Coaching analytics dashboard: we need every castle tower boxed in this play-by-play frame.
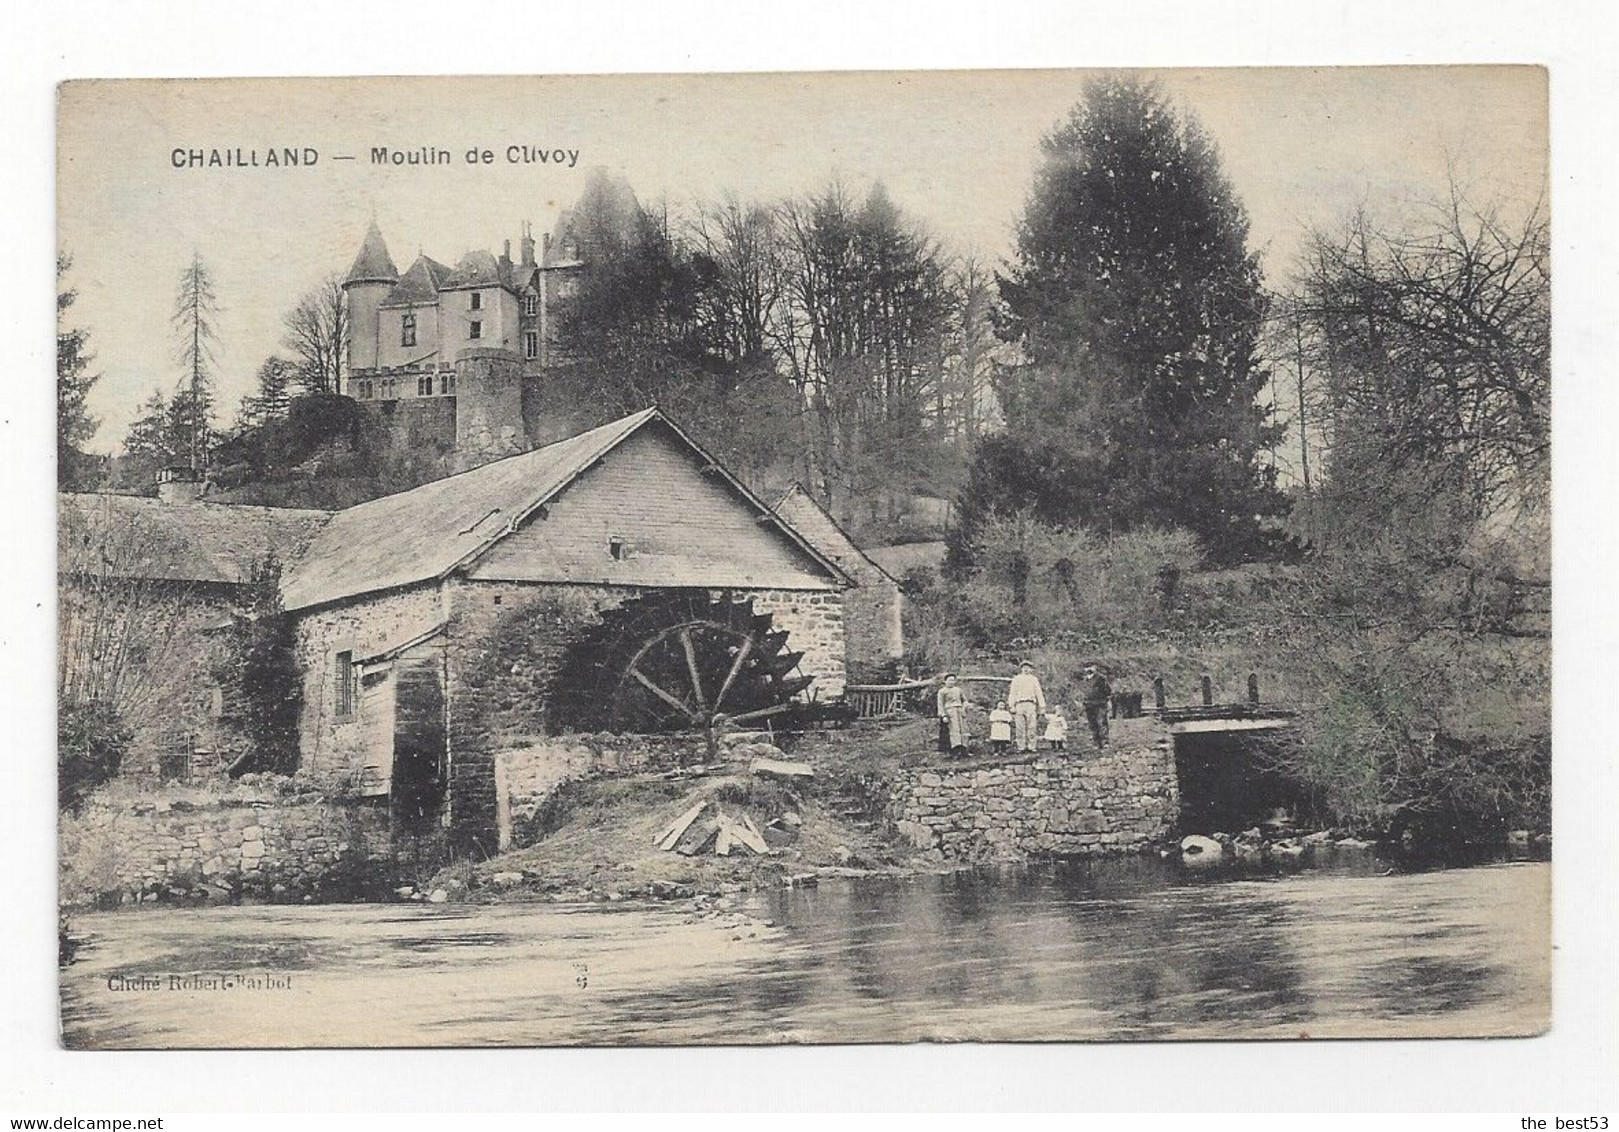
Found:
[341,220,399,377]
[452,347,526,472]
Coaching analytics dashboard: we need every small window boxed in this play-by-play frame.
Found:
[444,372,457,395]
[469,320,482,340]
[357,378,372,400]
[401,312,417,347]
[608,537,626,561]
[470,291,482,311]
[335,650,356,720]
[159,734,195,781]
[417,374,433,396]
[523,293,538,316]
[524,330,539,360]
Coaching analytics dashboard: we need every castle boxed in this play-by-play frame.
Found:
[340,218,583,471]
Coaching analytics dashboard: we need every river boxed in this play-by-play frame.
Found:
[59,856,1549,1047]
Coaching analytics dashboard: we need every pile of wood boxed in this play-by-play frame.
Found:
[653,799,774,857]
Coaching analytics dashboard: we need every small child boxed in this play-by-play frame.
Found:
[1044,707,1069,752]
[988,700,1014,754]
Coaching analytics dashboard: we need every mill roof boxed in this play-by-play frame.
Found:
[59,493,333,586]
[279,408,849,612]
[772,484,899,587]
[342,220,399,287]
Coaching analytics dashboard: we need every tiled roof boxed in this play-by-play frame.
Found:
[773,484,898,586]
[343,220,398,286]
[382,255,452,307]
[59,493,333,586]
[280,409,851,612]
[280,410,661,611]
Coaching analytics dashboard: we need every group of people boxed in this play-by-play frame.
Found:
[934,662,1114,758]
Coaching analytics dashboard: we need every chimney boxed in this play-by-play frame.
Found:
[156,464,206,504]
[519,222,536,268]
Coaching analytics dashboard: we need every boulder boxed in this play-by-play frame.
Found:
[1179,834,1223,863]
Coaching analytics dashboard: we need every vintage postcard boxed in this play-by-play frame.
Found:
[55,69,1550,1048]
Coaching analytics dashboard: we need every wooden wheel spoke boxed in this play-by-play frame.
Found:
[725,703,795,726]
[678,627,708,713]
[629,665,703,722]
[712,637,754,714]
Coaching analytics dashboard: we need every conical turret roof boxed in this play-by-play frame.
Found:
[343,220,399,287]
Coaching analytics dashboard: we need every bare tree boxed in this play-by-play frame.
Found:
[282,273,348,395]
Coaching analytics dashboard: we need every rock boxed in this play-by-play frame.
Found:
[426,888,448,904]
[751,757,814,780]
[896,820,935,850]
[394,885,416,898]
[490,872,523,887]
[1507,829,1531,847]
[1335,837,1374,851]
[1303,830,1334,846]
[1180,834,1223,859]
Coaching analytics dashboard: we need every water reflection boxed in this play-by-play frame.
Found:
[61,859,1548,1047]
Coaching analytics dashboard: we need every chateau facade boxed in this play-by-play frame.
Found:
[340,219,583,470]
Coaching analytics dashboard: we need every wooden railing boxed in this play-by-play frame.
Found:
[843,679,934,719]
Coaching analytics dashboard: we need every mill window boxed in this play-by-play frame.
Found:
[608,537,627,561]
[335,650,356,721]
[401,312,417,347]
[469,320,482,340]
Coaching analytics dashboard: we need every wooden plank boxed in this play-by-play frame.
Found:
[751,757,814,779]
[654,801,708,851]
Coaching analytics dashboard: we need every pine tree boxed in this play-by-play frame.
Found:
[57,253,101,489]
[171,251,220,470]
[961,74,1289,566]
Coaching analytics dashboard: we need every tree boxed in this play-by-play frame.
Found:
[171,251,220,469]
[57,253,102,490]
[236,356,298,430]
[961,74,1289,567]
[282,274,347,395]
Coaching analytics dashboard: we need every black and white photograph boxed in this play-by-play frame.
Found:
[46,65,1563,1053]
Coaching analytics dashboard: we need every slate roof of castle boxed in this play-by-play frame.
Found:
[59,493,333,586]
[343,220,399,286]
[441,248,517,292]
[382,255,453,307]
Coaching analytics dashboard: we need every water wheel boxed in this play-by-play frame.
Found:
[550,592,813,740]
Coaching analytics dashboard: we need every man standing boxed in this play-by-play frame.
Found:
[1079,664,1113,749]
[1007,661,1047,753]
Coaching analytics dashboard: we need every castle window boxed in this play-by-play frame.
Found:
[334,650,356,721]
[417,374,433,396]
[523,293,538,316]
[357,378,373,400]
[443,372,456,395]
[469,320,482,340]
[524,330,538,360]
[401,312,417,347]
[470,291,482,311]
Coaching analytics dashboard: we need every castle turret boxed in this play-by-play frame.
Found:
[452,347,526,472]
[341,220,399,377]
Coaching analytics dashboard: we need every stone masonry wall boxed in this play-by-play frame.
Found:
[443,579,847,855]
[889,716,1178,861]
[493,732,703,851]
[59,780,417,907]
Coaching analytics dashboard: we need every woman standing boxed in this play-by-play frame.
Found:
[936,673,969,757]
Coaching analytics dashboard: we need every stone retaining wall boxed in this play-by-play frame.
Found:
[59,780,430,906]
[888,716,1178,861]
[494,732,702,851]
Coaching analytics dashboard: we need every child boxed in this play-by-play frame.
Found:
[989,700,1014,755]
[1043,706,1069,752]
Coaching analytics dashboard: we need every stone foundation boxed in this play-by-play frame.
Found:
[888,717,1178,861]
[59,780,438,906]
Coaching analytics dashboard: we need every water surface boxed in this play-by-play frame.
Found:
[60,857,1549,1047]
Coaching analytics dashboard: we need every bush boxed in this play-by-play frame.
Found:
[939,511,1202,644]
[58,697,130,811]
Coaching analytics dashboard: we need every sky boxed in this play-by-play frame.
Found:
[57,67,1548,455]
